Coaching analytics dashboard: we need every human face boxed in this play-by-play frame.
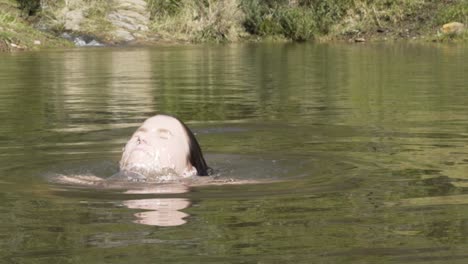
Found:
[119,115,194,177]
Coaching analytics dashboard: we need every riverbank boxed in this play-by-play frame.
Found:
[0,0,72,51]
[1,0,466,52]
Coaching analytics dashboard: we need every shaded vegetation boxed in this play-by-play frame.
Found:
[17,0,40,16]
[147,0,182,18]
[240,0,353,40]
[436,1,468,25]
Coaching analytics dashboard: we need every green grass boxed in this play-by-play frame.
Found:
[239,0,354,41]
[0,10,17,24]
[0,1,71,51]
[238,0,467,42]
[80,0,115,39]
[147,0,244,43]
[147,0,183,18]
[436,1,468,25]
[278,8,316,41]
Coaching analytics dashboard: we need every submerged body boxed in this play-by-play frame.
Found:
[119,114,209,181]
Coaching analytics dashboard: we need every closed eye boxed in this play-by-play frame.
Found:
[157,128,172,139]
[136,127,148,133]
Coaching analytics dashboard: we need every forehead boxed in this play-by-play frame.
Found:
[138,115,186,134]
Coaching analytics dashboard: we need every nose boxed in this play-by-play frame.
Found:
[136,134,148,145]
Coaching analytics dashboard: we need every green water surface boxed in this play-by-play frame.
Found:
[0,43,468,263]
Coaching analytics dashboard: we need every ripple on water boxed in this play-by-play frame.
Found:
[41,151,359,228]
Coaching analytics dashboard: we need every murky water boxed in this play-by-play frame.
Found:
[1,43,468,263]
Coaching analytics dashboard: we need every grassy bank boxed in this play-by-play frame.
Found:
[0,0,71,52]
[331,0,468,42]
[145,0,467,43]
[1,0,467,52]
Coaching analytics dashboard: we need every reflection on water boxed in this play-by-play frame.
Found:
[124,198,190,226]
[123,183,190,227]
[1,43,468,263]
[398,194,468,207]
[123,183,189,194]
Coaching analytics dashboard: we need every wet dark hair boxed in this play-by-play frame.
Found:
[163,114,210,176]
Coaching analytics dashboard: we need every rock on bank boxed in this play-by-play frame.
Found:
[51,0,151,44]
